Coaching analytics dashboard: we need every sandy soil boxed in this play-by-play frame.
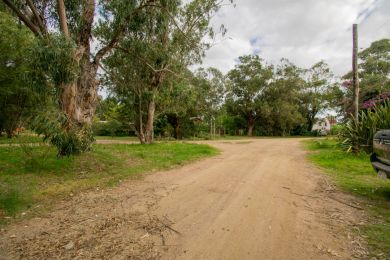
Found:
[0,139,368,259]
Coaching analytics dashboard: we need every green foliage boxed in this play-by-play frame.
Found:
[300,61,341,131]
[305,139,390,258]
[30,110,95,157]
[226,57,312,136]
[226,55,273,135]
[29,34,79,92]
[330,124,343,136]
[341,38,390,112]
[0,142,218,218]
[0,12,42,136]
[359,39,390,98]
[340,101,390,153]
[93,97,131,136]
[93,119,124,137]
[103,0,228,142]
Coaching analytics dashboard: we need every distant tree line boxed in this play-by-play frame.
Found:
[0,0,388,154]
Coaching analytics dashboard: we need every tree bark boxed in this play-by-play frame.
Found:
[174,123,181,140]
[144,99,156,144]
[59,53,98,129]
[247,120,255,136]
[57,0,70,38]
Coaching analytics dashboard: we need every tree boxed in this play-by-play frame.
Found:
[0,11,41,137]
[158,67,225,139]
[104,0,229,143]
[226,55,273,136]
[1,0,162,153]
[264,59,305,136]
[341,39,390,113]
[359,39,390,97]
[300,61,339,132]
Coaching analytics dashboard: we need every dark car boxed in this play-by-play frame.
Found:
[371,130,390,179]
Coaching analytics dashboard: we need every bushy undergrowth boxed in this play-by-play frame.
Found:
[31,110,95,156]
[341,101,390,153]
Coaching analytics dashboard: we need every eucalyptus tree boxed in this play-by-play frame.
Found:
[192,67,225,117]
[300,61,339,131]
[157,67,225,139]
[226,55,273,136]
[104,0,231,143]
[1,0,161,154]
[264,59,305,135]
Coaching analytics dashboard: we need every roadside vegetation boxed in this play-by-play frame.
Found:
[0,134,43,144]
[0,142,218,222]
[305,139,390,258]
[0,0,389,256]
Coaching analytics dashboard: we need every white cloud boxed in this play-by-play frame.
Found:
[200,0,390,76]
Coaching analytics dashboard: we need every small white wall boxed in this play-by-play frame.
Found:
[312,118,331,132]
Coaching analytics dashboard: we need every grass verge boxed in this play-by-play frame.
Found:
[304,139,390,258]
[0,135,43,144]
[0,142,218,223]
[94,136,139,142]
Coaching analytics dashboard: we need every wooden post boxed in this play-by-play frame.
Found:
[352,24,359,122]
[352,24,360,153]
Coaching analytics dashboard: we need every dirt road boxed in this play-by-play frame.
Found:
[0,139,367,259]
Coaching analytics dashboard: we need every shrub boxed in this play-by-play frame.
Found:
[340,101,390,153]
[30,110,95,156]
[330,124,343,136]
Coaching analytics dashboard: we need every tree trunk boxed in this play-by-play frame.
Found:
[76,58,98,126]
[144,99,155,144]
[59,56,98,129]
[307,116,314,132]
[247,121,255,136]
[174,123,181,140]
[6,129,15,138]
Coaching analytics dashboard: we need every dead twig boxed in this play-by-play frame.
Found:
[327,196,364,210]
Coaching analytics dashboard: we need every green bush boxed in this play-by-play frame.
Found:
[330,124,343,136]
[341,101,390,153]
[92,119,130,137]
[30,110,95,156]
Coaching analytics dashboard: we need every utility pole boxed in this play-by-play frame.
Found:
[352,23,360,153]
[352,24,359,122]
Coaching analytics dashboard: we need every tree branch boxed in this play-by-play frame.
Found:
[26,0,47,34]
[2,0,41,36]
[94,0,158,65]
[94,30,123,65]
[78,0,95,48]
[57,0,69,38]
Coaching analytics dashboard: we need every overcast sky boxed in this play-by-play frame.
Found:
[199,0,390,77]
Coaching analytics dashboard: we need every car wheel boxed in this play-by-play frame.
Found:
[378,170,388,179]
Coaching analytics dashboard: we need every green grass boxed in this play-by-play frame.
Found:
[0,134,43,144]
[305,139,390,258]
[0,142,218,222]
[94,136,139,141]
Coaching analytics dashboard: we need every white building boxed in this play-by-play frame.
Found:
[312,118,331,134]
